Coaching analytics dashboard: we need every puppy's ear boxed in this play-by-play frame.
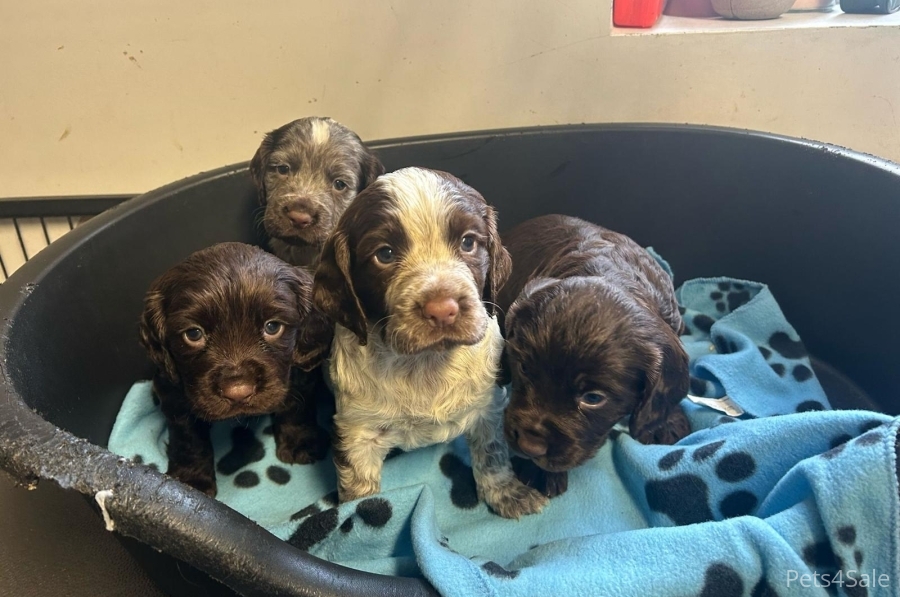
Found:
[250,134,274,205]
[519,276,557,301]
[294,305,335,372]
[139,289,179,383]
[285,266,314,319]
[313,229,368,345]
[499,278,557,386]
[482,205,513,317]
[280,266,334,370]
[630,325,691,445]
[358,149,385,191]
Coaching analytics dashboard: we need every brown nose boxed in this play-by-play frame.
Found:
[220,381,256,402]
[286,210,314,229]
[422,297,459,327]
[514,429,548,458]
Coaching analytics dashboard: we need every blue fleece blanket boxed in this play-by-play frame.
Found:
[109,267,900,597]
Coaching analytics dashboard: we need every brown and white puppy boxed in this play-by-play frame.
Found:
[313,167,548,519]
[250,117,384,268]
[499,215,691,498]
[139,242,330,497]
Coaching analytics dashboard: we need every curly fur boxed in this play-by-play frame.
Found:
[314,168,546,518]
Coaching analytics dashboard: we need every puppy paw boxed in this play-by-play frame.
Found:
[482,477,549,519]
[168,466,217,498]
[542,471,568,498]
[276,425,330,465]
[512,457,569,498]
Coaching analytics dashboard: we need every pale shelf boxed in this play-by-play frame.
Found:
[612,8,900,35]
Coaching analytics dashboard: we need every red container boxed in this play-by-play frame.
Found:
[614,0,668,27]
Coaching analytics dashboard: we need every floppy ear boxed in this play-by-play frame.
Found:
[279,266,335,371]
[358,149,385,191]
[482,205,513,317]
[313,229,368,345]
[498,278,558,386]
[294,305,335,371]
[139,289,179,383]
[630,325,691,445]
[250,134,274,205]
[520,276,558,301]
[501,277,554,332]
[285,266,314,319]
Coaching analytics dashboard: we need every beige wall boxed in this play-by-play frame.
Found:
[2,0,899,197]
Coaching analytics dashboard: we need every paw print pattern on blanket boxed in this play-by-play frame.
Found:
[217,427,266,487]
[708,280,752,314]
[439,453,480,510]
[628,414,895,597]
[287,491,340,550]
[759,331,814,384]
[108,269,900,597]
[337,498,393,534]
[643,419,892,530]
[677,278,830,418]
[806,425,889,597]
[645,440,761,525]
[698,562,778,597]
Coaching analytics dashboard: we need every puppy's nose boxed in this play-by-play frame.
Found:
[220,381,256,402]
[422,297,459,327]
[286,210,314,229]
[514,429,548,458]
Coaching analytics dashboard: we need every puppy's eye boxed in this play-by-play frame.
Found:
[263,321,285,339]
[460,234,477,252]
[374,246,395,264]
[273,164,290,175]
[333,179,348,191]
[578,392,607,409]
[183,327,205,346]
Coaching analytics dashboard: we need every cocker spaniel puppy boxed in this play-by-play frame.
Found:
[499,215,691,498]
[313,168,548,519]
[250,117,384,268]
[139,242,329,496]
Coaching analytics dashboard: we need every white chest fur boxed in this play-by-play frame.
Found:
[328,317,505,449]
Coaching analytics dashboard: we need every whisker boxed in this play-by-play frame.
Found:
[253,207,269,235]
[483,301,505,316]
[371,314,395,329]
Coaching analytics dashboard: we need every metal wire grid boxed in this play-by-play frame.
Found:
[0,196,131,282]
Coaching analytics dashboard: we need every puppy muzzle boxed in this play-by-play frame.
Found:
[265,193,333,245]
[505,410,587,473]
[190,359,290,420]
[384,264,488,354]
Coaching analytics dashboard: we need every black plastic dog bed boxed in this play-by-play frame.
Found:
[1,124,898,596]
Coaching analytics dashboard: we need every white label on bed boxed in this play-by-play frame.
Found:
[686,394,745,417]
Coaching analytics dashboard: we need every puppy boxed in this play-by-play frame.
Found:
[139,242,330,496]
[499,215,691,498]
[250,117,384,268]
[313,167,548,519]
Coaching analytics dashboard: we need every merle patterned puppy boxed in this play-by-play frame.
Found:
[139,242,330,496]
[250,117,384,268]
[499,215,691,498]
[313,167,548,519]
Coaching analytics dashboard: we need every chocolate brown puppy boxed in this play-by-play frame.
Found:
[250,117,384,268]
[498,215,691,498]
[139,242,329,496]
